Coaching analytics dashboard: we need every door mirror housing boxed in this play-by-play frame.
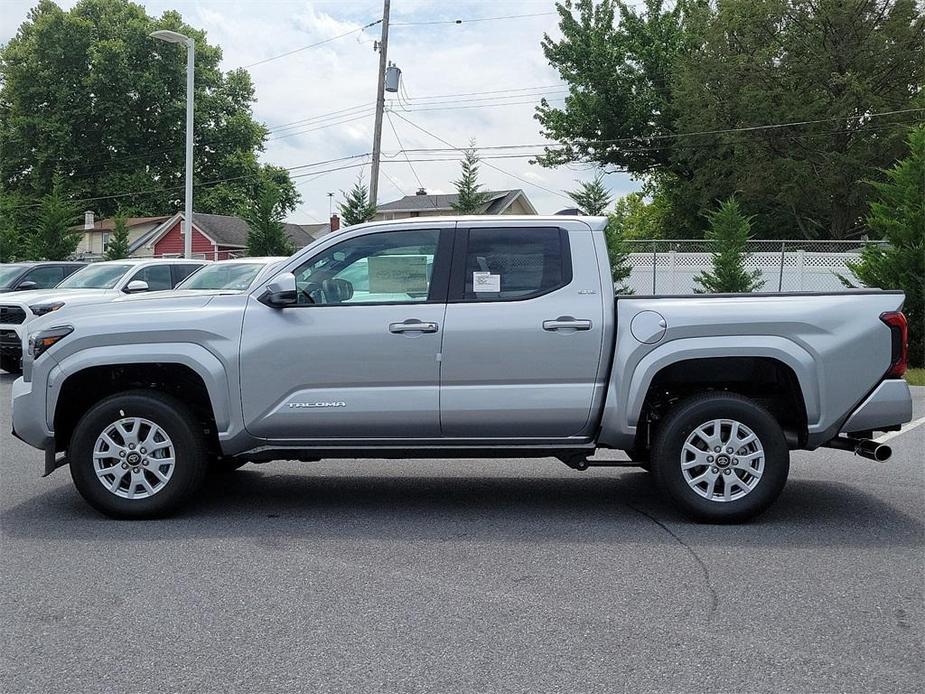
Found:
[260,272,297,307]
[15,281,37,291]
[124,280,149,293]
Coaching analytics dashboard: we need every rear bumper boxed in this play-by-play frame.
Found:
[11,376,53,452]
[840,379,913,434]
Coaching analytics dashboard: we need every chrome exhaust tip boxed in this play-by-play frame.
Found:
[823,436,892,462]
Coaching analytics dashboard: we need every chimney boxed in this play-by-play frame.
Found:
[415,187,427,196]
[84,210,95,230]
[329,214,340,232]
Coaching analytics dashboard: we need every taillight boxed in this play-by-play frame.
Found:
[880,311,908,378]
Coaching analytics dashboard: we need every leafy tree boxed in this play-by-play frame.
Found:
[604,219,634,294]
[608,190,667,240]
[0,191,30,262]
[693,197,764,294]
[30,175,81,260]
[0,0,300,217]
[537,0,925,239]
[672,0,924,239]
[451,141,492,213]
[567,172,612,215]
[104,214,131,260]
[243,185,295,257]
[845,126,925,366]
[338,174,377,226]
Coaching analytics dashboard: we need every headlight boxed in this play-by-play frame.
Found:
[28,325,73,360]
[29,301,65,316]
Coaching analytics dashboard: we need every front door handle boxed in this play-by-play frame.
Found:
[389,319,439,334]
[543,317,592,331]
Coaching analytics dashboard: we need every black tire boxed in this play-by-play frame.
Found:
[651,392,789,523]
[0,355,21,373]
[69,390,208,519]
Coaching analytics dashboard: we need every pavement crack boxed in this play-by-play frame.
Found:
[627,502,719,619]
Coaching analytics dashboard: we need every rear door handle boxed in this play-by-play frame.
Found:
[390,319,439,334]
[543,317,592,331]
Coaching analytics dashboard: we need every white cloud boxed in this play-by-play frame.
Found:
[2,0,641,222]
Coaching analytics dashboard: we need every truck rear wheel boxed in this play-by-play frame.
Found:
[69,390,208,519]
[651,392,789,523]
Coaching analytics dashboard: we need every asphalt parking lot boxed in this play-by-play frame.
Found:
[1,373,922,694]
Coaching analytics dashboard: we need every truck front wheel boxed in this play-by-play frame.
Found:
[68,390,208,519]
[651,392,789,523]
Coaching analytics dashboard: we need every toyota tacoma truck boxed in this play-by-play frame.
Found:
[10,216,914,522]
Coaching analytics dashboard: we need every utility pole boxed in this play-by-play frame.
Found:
[369,0,390,207]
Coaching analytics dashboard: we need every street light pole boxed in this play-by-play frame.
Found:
[151,30,195,259]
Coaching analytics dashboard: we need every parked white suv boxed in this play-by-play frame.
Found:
[0,258,206,373]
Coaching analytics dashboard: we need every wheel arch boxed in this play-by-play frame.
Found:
[50,345,232,453]
[600,336,818,450]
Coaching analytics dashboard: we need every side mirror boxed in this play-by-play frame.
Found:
[124,280,149,293]
[260,272,297,307]
[15,281,37,291]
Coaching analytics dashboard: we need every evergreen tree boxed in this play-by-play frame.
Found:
[104,214,131,260]
[846,126,925,366]
[30,175,80,260]
[244,185,295,257]
[451,141,492,213]
[338,174,377,226]
[693,197,764,294]
[604,218,634,294]
[567,172,612,215]
[0,191,29,262]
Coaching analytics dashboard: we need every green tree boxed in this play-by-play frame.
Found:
[846,126,925,366]
[608,190,667,240]
[451,141,492,213]
[0,191,30,262]
[0,0,300,217]
[30,175,81,260]
[103,214,131,260]
[243,185,295,257]
[567,172,612,215]
[604,219,634,294]
[338,174,377,226]
[537,0,925,239]
[693,197,764,294]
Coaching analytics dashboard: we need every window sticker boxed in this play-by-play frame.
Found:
[368,255,429,293]
[473,271,501,292]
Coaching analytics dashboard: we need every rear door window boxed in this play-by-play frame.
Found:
[453,227,571,301]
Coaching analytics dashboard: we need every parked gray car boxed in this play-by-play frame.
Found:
[10,216,914,521]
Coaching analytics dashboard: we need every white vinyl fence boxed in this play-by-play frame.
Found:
[623,240,884,294]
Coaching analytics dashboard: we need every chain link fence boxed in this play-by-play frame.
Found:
[623,240,886,294]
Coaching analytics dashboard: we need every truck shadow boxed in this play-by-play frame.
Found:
[2,467,921,548]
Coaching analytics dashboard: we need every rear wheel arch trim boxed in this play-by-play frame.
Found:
[612,337,818,442]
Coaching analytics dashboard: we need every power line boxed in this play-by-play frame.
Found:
[243,19,383,68]
[379,168,408,196]
[391,11,557,26]
[386,109,572,201]
[385,109,425,191]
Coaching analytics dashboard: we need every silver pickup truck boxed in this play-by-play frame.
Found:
[10,216,913,522]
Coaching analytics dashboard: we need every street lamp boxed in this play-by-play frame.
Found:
[150,29,195,259]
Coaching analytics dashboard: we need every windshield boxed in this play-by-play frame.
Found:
[57,264,131,289]
[0,265,26,289]
[178,263,267,290]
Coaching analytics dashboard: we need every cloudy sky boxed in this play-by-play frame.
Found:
[1,0,640,223]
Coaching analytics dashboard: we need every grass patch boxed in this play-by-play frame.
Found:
[906,368,925,386]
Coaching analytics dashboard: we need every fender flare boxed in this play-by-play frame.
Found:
[599,335,818,448]
[47,343,234,435]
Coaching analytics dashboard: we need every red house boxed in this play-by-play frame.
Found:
[130,212,334,260]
